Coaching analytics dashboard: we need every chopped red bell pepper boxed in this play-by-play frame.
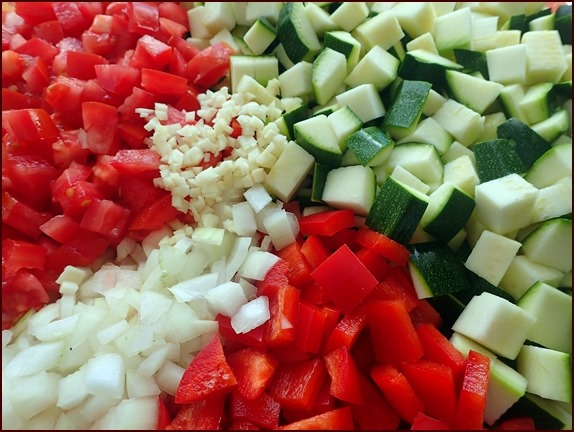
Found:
[300,235,331,269]
[276,241,314,287]
[401,360,458,425]
[324,345,364,405]
[281,380,335,424]
[255,258,288,297]
[226,347,278,401]
[496,417,536,430]
[294,303,339,354]
[230,390,281,430]
[216,314,267,351]
[277,407,355,430]
[174,334,237,404]
[410,411,451,430]
[165,395,225,430]
[371,363,426,424]
[156,396,171,430]
[265,284,300,347]
[416,323,467,387]
[269,358,327,411]
[409,299,443,328]
[365,267,420,312]
[368,299,424,365]
[355,227,411,266]
[354,247,392,281]
[299,209,356,237]
[454,350,491,430]
[324,305,368,354]
[311,244,378,314]
[350,374,401,430]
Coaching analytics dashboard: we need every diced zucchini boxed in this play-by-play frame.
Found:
[294,115,342,167]
[432,99,484,147]
[392,2,436,39]
[335,83,385,123]
[390,165,430,195]
[352,10,405,51]
[383,143,444,192]
[476,112,507,142]
[443,155,480,198]
[531,109,570,144]
[441,141,476,165]
[521,218,572,273]
[406,32,439,55]
[345,126,394,167]
[245,2,283,25]
[445,70,503,114]
[329,1,369,32]
[244,18,277,56]
[522,30,568,85]
[471,15,499,52]
[519,82,557,125]
[433,7,472,53]
[497,117,553,170]
[474,173,539,235]
[345,45,400,90]
[421,182,475,243]
[278,61,313,99]
[366,176,429,245]
[304,3,337,37]
[311,162,330,203]
[383,80,432,140]
[498,84,529,124]
[230,55,279,93]
[323,31,362,72]
[327,106,363,152]
[500,255,565,301]
[311,48,347,105]
[501,392,572,430]
[454,48,490,79]
[397,117,454,156]
[398,49,463,90]
[465,229,521,287]
[277,2,321,63]
[408,241,470,299]
[451,292,535,359]
[321,165,376,216]
[516,345,572,403]
[486,44,528,85]
[517,281,572,353]
[422,88,449,117]
[279,104,309,140]
[473,139,526,182]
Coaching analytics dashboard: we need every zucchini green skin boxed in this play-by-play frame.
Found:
[282,104,309,139]
[345,126,393,166]
[311,162,330,202]
[277,3,320,63]
[408,241,470,297]
[555,5,572,44]
[497,118,551,170]
[398,50,462,91]
[422,187,475,243]
[366,176,428,244]
[454,49,489,80]
[383,80,432,131]
[473,138,527,182]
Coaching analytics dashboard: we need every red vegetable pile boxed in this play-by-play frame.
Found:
[1,2,235,328]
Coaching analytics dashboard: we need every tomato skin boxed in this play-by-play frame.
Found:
[2,239,48,278]
[14,2,57,26]
[140,68,188,97]
[66,50,109,80]
[1,270,50,317]
[110,149,161,178]
[128,193,179,232]
[127,2,159,35]
[186,42,235,88]
[2,192,52,240]
[2,108,61,155]
[95,63,141,96]
[81,100,119,155]
[130,34,173,70]
[80,198,130,239]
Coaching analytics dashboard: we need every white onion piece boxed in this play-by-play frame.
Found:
[244,183,273,213]
[237,249,280,281]
[92,396,158,430]
[205,281,248,316]
[84,353,125,399]
[231,296,270,334]
[155,361,185,396]
[169,272,219,302]
[232,201,258,236]
[192,226,226,245]
[126,370,161,398]
[225,237,253,281]
[263,209,298,251]
[57,368,88,410]
[80,395,121,423]
[7,372,60,420]
[4,341,64,379]
[32,314,80,342]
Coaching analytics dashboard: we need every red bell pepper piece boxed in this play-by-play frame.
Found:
[276,242,314,287]
[300,235,331,269]
[454,350,491,430]
[324,305,368,354]
[269,358,327,411]
[350,374,401,430]
[294,303,339,354]
[165,395,225,430]
[416,323,467,387]
[371,363,425,424]
[230,390,281,430]
[496,417,536,430]
[368,300,424,365]
[281,380,335,424]
[298,209,356,237]
[156,396,171,430]
[226,348,278,401]
[354,247,392,281]
[227,421,260,430]
[411,411,451,430]
[265,284,300,347]
[319,227,360,252]
[409,299,443,328]
[311,244,378,314]
[175,334,237,404]
[277,407,355,430]
[255,258,288,297]
[216,314,267,351]
[401,360,458,425]
[355,227,411,266]
[324,346,363,405]
[365,267,420,312]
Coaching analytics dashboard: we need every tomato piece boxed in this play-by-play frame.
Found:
[1,269,50,317]
[52,2,93,37]
[175,334,237,404]
[371,363,426,424]
[186,42,235,88]
[40,214,80,244]
[168,35,200,62]
[82,101,119,155]
[324,346,363,405]
[269,358,327,411]
[230,391,281,430]
[54,180,105,220]
[2,192,52,240]
[157,2,189,29]
[311,244,378,314]
[44,76,86,128]
[166,396,225,430]
[128,194,179,232]
[44,229,111,273]
[2,239,47,278]
[80,199,130,239]
[355,227,411,266]
[15,37,59,65]
[454,350,491,430]
[130,34,173,70]
[141,68,188,97]
[227,348,279,401]
[175,85,202,112]
[118,86,156,124]
[2,49,24,83]
[368,300,424,365]
[401,360,459,425]
[1,88,43,110]
[51,162,92,198]
[66,50,109,80]
[127,2,159,35]
[95,64,141,96]
[299,209,355,237]
[14,2,57,26]
[32,20,65,44]
[110,149,161,178]
[2,108,60,159]
[277,407,355,431]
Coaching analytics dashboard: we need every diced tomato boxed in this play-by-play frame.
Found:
[127,2,159,36]
[2,239,47,277]
[110,149,161,178]
[227,348,279,401]
[324,346,363,405]
[311,244,378,314]
[95,64,141,96]
[269,358,327,411]
[130,34,173,70]
[15,37,59,64]
[81,100,119,155]
[371,363,426,424]
[1,270,50,317]
[14,2,57,26]
[79,198,130,239]
[175,334,237,404]
[166,395,225,430]
[53,180,104,220]
[157,2,189,29]
[230,391,281,430]
[186,42,235,89]
[141,68,188,97]
[2,192,52,240]
[1,88,43,111]
[22,56,51,94]
[128,193,179,232]
[118,174,167,213]
[53,2,94,37]
[39,214,80,244]
[44,229,111,273]
[66,50,109,80]
[277,407,355,431]
[33,20,65,44]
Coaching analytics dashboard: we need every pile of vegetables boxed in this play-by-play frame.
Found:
[2,1,572,430]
